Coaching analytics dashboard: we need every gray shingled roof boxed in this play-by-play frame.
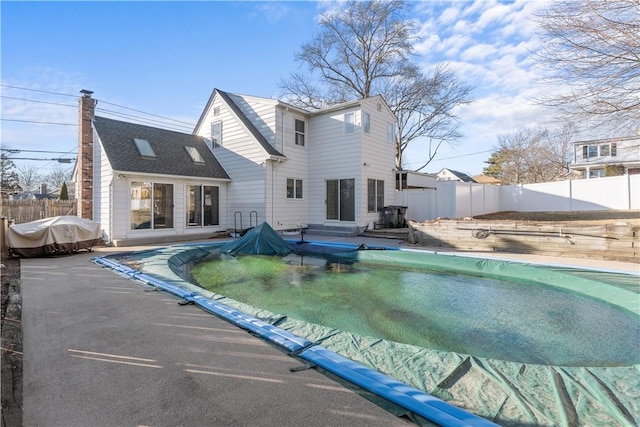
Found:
[445,169,475,183]
[93,116,230,180]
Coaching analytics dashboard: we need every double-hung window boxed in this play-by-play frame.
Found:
[363,112,371,134]
[367,179,384,212]
[344,112,355,134]
[294,119,305,146]
[287,179,303,199]
[211,121,222,148]
[387,123,395,143]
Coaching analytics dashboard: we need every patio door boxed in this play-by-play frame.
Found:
[326,178,355,221]
[187,185,219,227]
[130,182,173,230]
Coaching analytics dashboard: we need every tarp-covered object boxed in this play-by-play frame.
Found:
[7,216,102,257]
[221,222,291,256]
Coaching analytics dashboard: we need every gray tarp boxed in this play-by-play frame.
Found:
[7,216,102,257]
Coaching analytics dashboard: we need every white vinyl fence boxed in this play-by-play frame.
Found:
[397,174,639,222]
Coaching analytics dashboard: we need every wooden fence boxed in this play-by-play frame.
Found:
[0,200,77,224]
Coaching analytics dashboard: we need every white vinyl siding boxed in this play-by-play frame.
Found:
[230,93,278,149]
[308,108,362,225]
[94,132,113,241]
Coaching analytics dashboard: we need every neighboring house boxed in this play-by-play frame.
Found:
[570,134,640,179]
[436,168,475,183]
[77,89,397,246]
[9,184,57,201]
[472,174,501,185]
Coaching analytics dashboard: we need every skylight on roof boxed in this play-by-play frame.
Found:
[185,146,205,164]
[133,138,156,158]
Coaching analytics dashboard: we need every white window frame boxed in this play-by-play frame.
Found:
[211,121,222,149]
[387,123,395,144]
[286,178,303,199]
[344,112,355,134]
[363,112,371,134]
[185,146,205,164]
[294,118,305,146]
[367,179,384,212]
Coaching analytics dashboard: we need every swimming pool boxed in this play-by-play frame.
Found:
[190,250,638,367]
[94,238,640,426]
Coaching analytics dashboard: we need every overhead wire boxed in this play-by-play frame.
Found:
[1,85,198,131]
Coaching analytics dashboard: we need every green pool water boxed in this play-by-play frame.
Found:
[191,253,640,367]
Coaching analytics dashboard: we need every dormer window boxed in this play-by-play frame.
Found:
[133,138,156,158]
[185,146,205,164]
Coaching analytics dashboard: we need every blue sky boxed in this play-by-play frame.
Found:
[2,0,562,180]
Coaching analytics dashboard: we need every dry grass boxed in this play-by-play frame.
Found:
[473,210,640,225]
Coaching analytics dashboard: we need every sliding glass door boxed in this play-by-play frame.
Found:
[326,178,355,222]
[130,182,173,229]
[187,185,219,227]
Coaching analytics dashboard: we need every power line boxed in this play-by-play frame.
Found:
[0,84,77,98]
[1,95,76,108]
[1,148,76,154]
[96,99,196,127]
[3,84,198,130]
[95,108,193,132]
[9,157,75,163]
[0,118,76,126]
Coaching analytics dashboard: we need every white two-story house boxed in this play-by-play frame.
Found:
[77,89,397,246]
[570,134,640,179]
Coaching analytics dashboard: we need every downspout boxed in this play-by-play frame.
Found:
[108,176,114,245]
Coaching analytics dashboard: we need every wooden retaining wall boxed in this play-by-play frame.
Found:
[408,220,639,263]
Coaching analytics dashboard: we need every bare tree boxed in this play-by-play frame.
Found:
[535,0,640,130]
[489,127,574,184]
[386,63,473,171]
[17,164,42,192]
[44,165,73,193]
[280,0,473,170]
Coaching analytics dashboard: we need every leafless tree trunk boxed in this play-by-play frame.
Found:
[535,0,640,130]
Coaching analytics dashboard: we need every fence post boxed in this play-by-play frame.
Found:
[1,217,9,257]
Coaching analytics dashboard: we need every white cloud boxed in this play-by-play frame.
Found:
[460,43,498,62]
[404,0,559,173]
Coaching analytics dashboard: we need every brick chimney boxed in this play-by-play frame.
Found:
[78,89,96,219]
